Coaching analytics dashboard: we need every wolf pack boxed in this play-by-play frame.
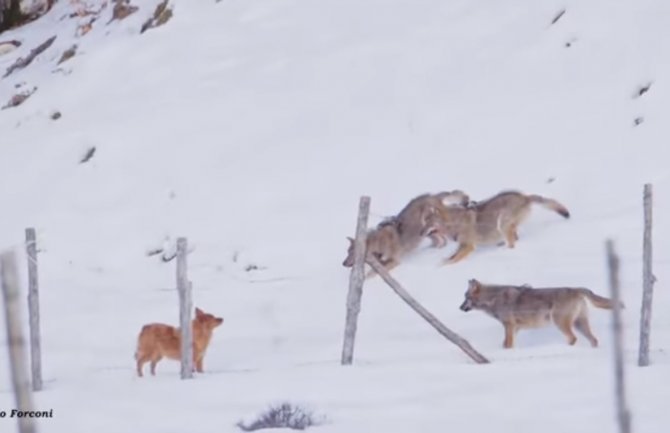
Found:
[134,189,622,377]
[342,189,623,350]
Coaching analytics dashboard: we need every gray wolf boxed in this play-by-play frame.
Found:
[135,307,224,377]
[459,279,622,348]
[342,190,469,277]
[422,190,570,264]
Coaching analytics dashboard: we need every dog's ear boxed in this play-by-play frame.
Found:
[195,307,204,317]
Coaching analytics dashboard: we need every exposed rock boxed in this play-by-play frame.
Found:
[80,147,97,164]
[140,0,173,34]
[2,87,37,110]
[58,45,78,65]
[109,0,139,24]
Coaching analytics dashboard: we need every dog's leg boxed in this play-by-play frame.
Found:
[149,355,162,376]
[503,322,516,349]
[574,314,598,347]
[442,243,475,265]
[136,355,148,377]
[195,356,204,373]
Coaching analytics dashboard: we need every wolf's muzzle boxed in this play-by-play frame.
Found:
[459,300,472,312]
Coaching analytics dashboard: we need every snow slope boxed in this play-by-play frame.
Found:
[1,0,669,432]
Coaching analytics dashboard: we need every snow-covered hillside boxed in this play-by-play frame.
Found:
[1,0,669,432]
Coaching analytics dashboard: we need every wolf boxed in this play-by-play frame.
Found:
[342,222,402,277]
[422,190,570,264]
[135,307,224,377]
[393,189,470,249]
[459,279,622,348]
[342,190,469,277]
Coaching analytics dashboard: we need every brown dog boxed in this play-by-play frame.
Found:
[459,279,622,348]
[135,307,223,377]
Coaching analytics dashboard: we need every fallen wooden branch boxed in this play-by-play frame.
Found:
[4,36,57,78]
[366,256,490,364]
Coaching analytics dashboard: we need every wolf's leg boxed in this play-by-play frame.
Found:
[503,322,516,348]
[364,268,377,279]
[510,223,520,242]
[429,232,447,248]
[442,243,475,265]
[366,259,400,279]
[504,224,517,248]
[554,314,578,345]
[574,312,598,347]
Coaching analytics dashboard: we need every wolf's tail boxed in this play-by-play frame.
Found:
[527,194,570,219]
[578,288,624,309]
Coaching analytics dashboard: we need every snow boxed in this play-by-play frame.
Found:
[1,0,669,432]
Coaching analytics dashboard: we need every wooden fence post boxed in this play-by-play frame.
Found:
[606,240,632,433]
[638,184,654,366]
[176,237,193,379]
[367,256,490,364]
[1,251,37,433]
[25,228,42,391]
[341,196,370,365]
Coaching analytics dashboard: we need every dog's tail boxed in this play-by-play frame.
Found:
[578,288,624,309]
[527,194,570,219]
[134,325,150,360]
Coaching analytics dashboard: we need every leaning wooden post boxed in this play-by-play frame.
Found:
[606,240,632,433]
[367,256,490,364]
[176,237,193,379]
[2,251,37,433]
[341,196,371,365]
[638,184,654,367]
[25,228,43,391]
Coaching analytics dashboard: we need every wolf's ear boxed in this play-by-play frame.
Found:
[195,307,204,317]
[346,236,354,244]
[468,279,481,293]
